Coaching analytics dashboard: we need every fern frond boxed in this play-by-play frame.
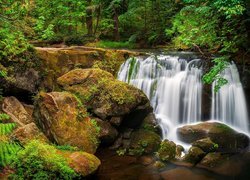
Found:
[0,123,16,135]
[0,113,10,122]
[0,142,22,166]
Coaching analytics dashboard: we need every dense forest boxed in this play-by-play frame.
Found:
[1,0,249,51]
[0,0,249,86]
[1,0,250,179]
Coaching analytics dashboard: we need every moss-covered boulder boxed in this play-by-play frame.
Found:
[57,68,152,124]
[183,146,206,164]
[34,91,99,153]
[66,151,101,177]
[177,122,249,152]
[157,140,176,161]
[128,129,161,155]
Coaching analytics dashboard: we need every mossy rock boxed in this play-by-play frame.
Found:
[177,122,249,152]
[57,68,150,121]
[34,91,99,153]
[157,140,176,161]
[129,129,161,155]
[35,47,141,90]
[183,146,206,164]
[192,138,218,153]
[65,151,101,177]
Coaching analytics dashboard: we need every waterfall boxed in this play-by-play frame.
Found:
[212,63,249,133]
[118,55,249,140]
[118,55,202,139]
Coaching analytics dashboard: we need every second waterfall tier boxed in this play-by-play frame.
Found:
[118,54,249,140]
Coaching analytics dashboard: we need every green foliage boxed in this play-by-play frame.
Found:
[94,40,135,49]
[90,119,101,135]
[0,142,22,167]
[0,123,16,135]
[116,148,126,156]
[202,57,230,92]
[0,113,10,122]
[55,145,78,152]
[33,0,87,40]
[11,140,79,179]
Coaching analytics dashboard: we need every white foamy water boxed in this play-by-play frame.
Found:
[212,63,249,133]
[118,55,249,141]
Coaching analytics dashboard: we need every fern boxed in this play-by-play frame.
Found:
[0,123,16,135]
[0,112,21,167]
[0,142,22,167]
[0,113,10,122]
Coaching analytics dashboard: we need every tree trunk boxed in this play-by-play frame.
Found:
[94,5,101,35]
[113,9,120,41]
[86,0,93,35]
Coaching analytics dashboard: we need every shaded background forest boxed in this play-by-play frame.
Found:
[0,0,250,85]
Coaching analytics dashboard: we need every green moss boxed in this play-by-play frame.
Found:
[157,140,176,161]
[116,148,127,156]
[55,145,79,152]
[11,140,79,179]
[130,129,161,155]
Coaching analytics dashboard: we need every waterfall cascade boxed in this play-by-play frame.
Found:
[212,63,249,133]
[118,54,249,141]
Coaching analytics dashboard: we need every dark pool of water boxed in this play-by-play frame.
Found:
[94,149,250,180]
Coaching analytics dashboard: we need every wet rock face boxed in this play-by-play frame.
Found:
[177,122,249,152]
[34,91,99,154]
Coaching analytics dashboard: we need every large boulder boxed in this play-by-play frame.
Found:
[2,96,33,126]
[57,68,152,125]
[34,91,99,153]
[177,122,249,152]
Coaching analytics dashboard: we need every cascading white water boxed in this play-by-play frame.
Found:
[118,55,202,139]
[118,55,249,141]
[212,63,249,133]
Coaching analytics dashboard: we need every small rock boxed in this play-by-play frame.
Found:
[157,140,176,161]
[95,118,118,145]
[110,116,123,127]
[67,152,101,176]
[184,146,206,164]
[192,138,218,153]
[139,155,155,166]
[2,96,33,126]
[11,123,48,144]
[176,145,184,158]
